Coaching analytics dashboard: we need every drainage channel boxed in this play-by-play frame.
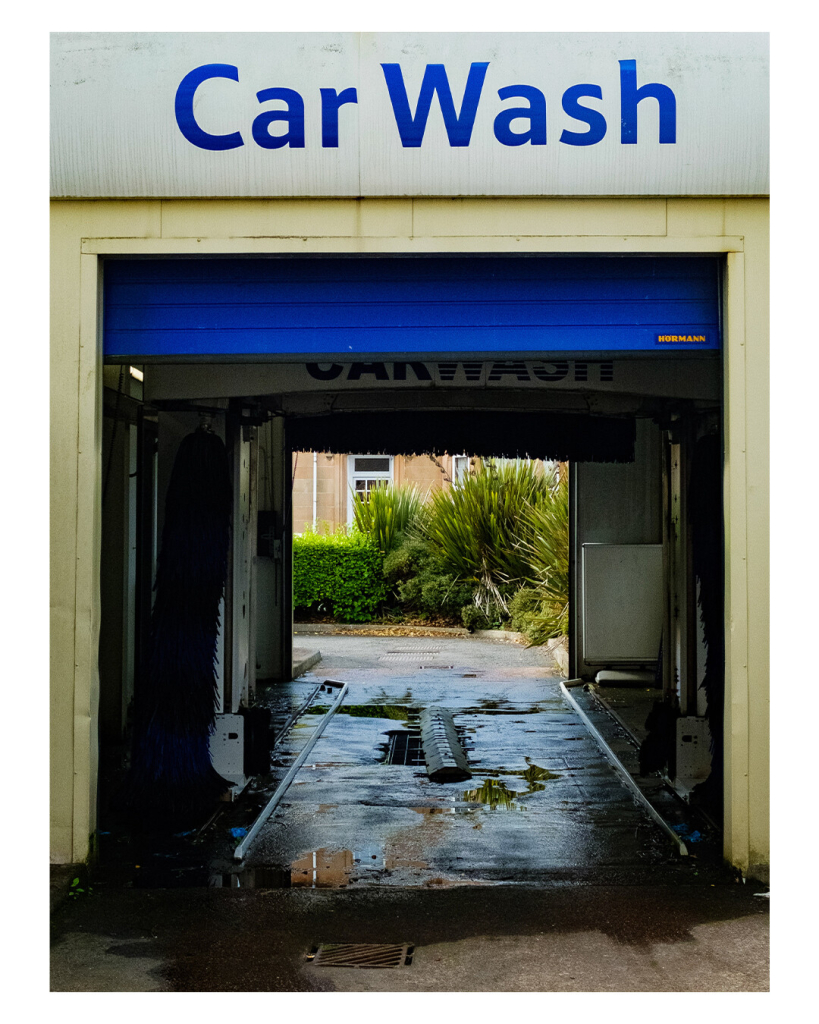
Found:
[560,679,688,857]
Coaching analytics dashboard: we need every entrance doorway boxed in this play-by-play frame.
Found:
[96,253,725,884]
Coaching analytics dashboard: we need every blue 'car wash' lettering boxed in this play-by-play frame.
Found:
[175,64,244,151]
[320,88,358,148]
[619,59,676,144]
[174,59,677,151]
[379,62,489,147]
[560,84,607,146]
[493,85,548,146]
[252,88,306,149]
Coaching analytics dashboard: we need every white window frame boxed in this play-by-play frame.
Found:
[347,454,394,525]
[452,454,471,483]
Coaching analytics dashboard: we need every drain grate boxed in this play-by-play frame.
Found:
[384,729,425,766]
[381,651,440,661]
[387,649,440,654]
[306,943,414,968]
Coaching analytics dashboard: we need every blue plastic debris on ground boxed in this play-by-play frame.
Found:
[672,824,703,843]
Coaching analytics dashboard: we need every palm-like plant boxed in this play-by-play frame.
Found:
[421,460,554,616]
[518,473,570,642]
[351,482,426,552]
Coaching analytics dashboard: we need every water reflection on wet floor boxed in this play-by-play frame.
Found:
[247,685,671,884]
[99,639,688,891]
[213,843,434,890]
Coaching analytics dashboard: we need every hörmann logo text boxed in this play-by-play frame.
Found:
[655,334,710,344]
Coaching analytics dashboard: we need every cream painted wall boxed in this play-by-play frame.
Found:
[291,452,454,535]
[50,197,769,875]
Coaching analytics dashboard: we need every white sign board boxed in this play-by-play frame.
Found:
[51,32,768,198]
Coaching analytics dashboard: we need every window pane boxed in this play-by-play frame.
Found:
[354,457,390,472]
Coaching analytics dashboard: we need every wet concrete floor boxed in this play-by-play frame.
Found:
[243,635,683,886]
[50,883,769,992]
[51,635,769,992]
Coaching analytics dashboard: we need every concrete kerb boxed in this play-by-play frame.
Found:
[294,622,471,637]
[292,648,322,677]
[293,623,527,643]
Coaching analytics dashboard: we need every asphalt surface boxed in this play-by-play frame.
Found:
[50,634,769,992]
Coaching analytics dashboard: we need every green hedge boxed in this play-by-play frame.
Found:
[293,530,386,622]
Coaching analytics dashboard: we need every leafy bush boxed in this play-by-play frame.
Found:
[293,528,386,622]
[382,535,432,591]
[420,460,555,617]
[508,586,543,633]
[383,535,475,621]
[461,604,491,631]
[352,482,427,552]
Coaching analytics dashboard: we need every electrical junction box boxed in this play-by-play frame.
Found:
[674,716,712,792]
[209,713,247,797]
[581,544,663,662]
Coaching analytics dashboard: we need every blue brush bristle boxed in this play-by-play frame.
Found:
[124,428,233,825]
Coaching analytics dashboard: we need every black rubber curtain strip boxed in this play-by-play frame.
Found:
[288,411,636,463]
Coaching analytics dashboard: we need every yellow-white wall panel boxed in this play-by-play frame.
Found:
[50,196,769,875]
[666,198,726,238]
[411,197,667,237]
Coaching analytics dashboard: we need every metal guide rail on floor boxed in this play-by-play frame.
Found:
[234,680,349,862]
[585,682,721,836]
[559,679,688,857]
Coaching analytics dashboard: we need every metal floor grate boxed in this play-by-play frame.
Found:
[307,943,414,968]
[384,729,425,766]
[381,651,440,661]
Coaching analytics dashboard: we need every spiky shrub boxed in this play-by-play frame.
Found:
[516,473,570,643]
[351,482,426,553]
[420,460,554,617]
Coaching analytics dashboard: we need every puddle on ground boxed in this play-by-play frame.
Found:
[462,763,561,810]
[290,847,355,887]
[462,779,527,811]
[410,806,457,816]
[462,704,546,716]
[305,704,414,720]
[211,866,292,888]
[213,848,360,890]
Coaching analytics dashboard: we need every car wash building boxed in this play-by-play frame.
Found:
[50,32,769,881]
